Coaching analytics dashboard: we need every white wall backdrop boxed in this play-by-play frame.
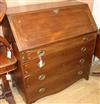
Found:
[6,0,93,10]
[6,0,64,7]
[77,0,94,10]
[93,0,100,28]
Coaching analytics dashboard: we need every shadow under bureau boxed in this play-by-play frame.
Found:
[4,1,98,104]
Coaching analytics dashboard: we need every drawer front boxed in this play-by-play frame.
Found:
[24,61,91,88]
[21,33,96,62]
[24,64,90,103]
[23,53,92,79]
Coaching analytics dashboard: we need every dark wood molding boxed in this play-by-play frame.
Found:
[0,0,7,22]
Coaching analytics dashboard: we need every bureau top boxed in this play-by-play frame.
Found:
[7,1,86,15]
[7,1,97,52]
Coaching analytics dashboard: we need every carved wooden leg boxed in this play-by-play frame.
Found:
[2,75,16,104]
[0,83,5,99]
[12,79,16,87]
[85,75,89,80]
[84,72,89,80]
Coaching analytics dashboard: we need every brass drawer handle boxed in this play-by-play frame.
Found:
[22,55,25,60]
[38,74,46,81]
[78,71,83,75]
[37,50,45,68]
[81,47,87,52]
[38,88,46,93]
[24,70,28,74]
[38,60,45,68]
[53,9,59,14]
[80,58,85,64]
[37,50,45,57]
[83,37,88,41]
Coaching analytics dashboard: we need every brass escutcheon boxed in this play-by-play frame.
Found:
[53,9,59,14]
[38,88,46,93]
[37,50,45,57]
[80,58,85,64]
[81,47,87,52]
[78,71,83,75]
[38,74,46,81]
[83,37,88,41]
[38,61,45,68]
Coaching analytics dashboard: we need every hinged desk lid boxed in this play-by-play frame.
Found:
[7,1,97,52]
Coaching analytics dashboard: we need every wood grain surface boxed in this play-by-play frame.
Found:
[5,1,97,104]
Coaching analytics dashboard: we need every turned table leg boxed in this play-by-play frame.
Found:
[2,75,16,104]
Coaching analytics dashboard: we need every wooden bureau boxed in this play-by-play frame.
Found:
[3,1,97,104]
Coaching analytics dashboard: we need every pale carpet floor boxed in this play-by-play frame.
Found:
[0,61,100,104]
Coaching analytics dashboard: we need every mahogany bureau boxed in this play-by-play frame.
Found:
[5,1,97,104]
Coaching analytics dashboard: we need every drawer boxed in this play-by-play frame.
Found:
[21,33,96,62]
[24,64,90,103]
[23,53,92,78]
